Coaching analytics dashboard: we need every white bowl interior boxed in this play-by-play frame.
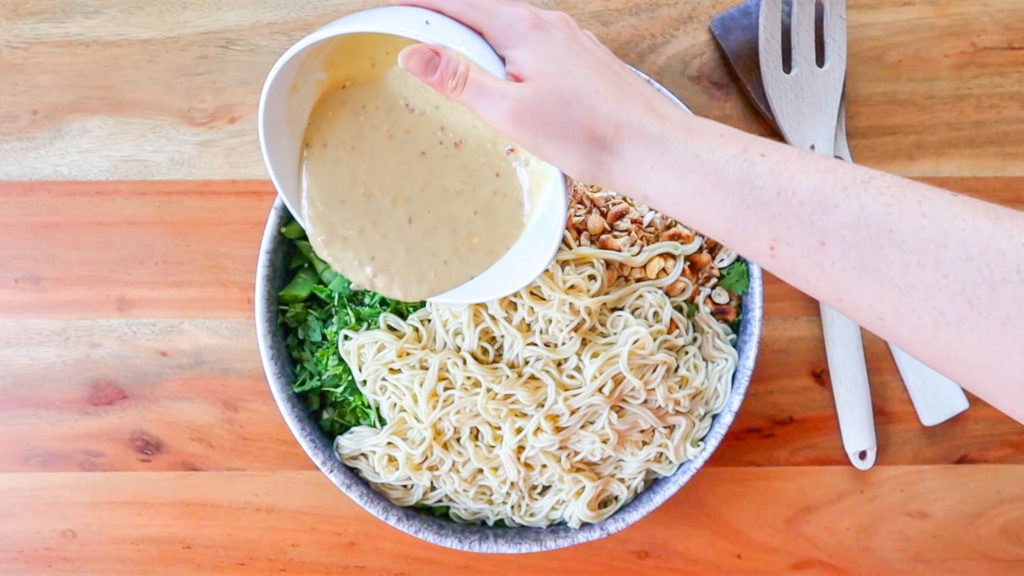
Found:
[258,6,567,304]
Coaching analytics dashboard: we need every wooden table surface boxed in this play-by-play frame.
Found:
[2,1,1022,574]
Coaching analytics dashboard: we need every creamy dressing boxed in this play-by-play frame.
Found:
[301,33,530,302]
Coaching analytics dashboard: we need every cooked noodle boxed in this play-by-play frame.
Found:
[333,225,738,528]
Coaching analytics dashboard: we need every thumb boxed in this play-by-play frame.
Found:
[398,44,508,117]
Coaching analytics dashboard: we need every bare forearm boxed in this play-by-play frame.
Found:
[626,113,1024,422]
[394,0,1024,422]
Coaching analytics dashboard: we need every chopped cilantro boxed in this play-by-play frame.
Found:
[277,220,424,436]
[718,261,749,295]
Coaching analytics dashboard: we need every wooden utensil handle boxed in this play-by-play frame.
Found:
[890,345,970,426]
[832,98,970,427]
[820,302,877,470]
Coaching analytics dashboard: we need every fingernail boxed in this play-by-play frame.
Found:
[398,45,442,80]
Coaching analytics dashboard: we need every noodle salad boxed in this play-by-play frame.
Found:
[277,183,749,527]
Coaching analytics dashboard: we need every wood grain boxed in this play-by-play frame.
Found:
[0,319,313,473]
[2,178,1019,320]
[2,0,1022,180]
[713,318,1024,467]
[0,180,273,319]
[1,315,1019,473]
[1,177,1020,474]
[1,1,1022,572]
[3,467,1022,575]
[844,0,1024,177]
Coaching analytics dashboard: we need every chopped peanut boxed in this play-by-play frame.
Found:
[606,203,630,223]
[711,305,738,323]
[711,286,730,304]
[664,280,687,298]
[604,263,619,286]
[586,212,606,235]
[661,228,693,243]
[597,234,624,251]
[565,181,737,330]
[687,252,712,270]
[645,256,665,279]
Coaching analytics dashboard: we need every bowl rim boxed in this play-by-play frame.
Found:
[255,71,764,553]
[258,6,508,227]
[257,6,568,305]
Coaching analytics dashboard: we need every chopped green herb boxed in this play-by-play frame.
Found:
[277,219,425,436]
[327,274,352,295]
[413,503,451,519]
[279,268,318,303]
[718,261,749,295]
[685,301,698,319]
[280,220,306,240]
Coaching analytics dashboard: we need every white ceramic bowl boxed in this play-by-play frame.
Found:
[258,6,568,304]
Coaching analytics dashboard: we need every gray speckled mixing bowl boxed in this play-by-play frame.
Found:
[254,74,763,553]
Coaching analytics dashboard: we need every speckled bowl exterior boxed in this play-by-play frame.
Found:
[254,74,764,553]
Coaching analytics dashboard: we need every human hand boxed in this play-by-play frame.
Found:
[396,0,689,192]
